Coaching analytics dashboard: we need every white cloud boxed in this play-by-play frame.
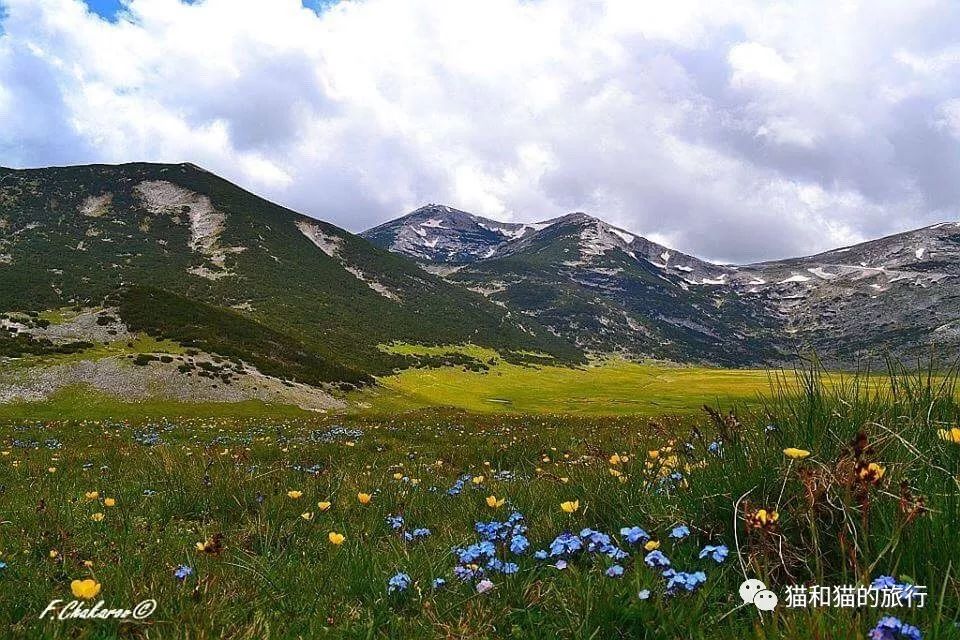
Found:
[1,0,960,262]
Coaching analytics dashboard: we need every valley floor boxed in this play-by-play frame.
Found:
[0,361,957,639]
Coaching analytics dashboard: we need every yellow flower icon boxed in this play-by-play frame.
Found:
[357,492,372,505]
[609,468,622,477]
[647,450,659,459]
[317,501,332,511]
[486,495,505,508]
[103,498,116,507]
[328,532,345,545]
[609,453,621,465]
[644,540,660,551]
[301,512,314,521]
[70,579,102,600]
[90,512,105,522]
[472,476,485,485]
[84,491,99,500]
[560,500,580,514]
[287,490,303,499]
[783,448,811,460]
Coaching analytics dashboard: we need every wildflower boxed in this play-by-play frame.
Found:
[0,562,7,570]
[533,550,548,560]
[609,453,622,465]
[549,532,583,557]
[472,476,485,485]
[620,526,650,545]
[173,565,193,581]
[486,495,505,508]
[387,572,412,594]
[746,508,779,530]
[937,428,960,444]
[357,492,372,504]
[90,512,105,522]
[328,532,346,545]
[553,559,568,570]
[669,525,690,540]
[666,570,707,594]
[386,514,405,530]
[644,540,661,551]
[644,550,671,568]
[70,579,102,600]
[609,468,622,477]
[195,534,224,554]
[432,577,446,589]
[868,616,922,640]
[783,448,811,460]
[393,472,403,480]
[510,534,530,555]
[49,550,59,559]
[638,589,652,600]
[605,565,625,578]
[857,462,886,485]
[103,498,116,507]
[317,501,332,511]
[560,500,580,514]
[404,528,431,542]
[84,491,99,500]
[301,512,314,521]
[476,578,495,593]
[287,490,303,499]
[698,544,729,563]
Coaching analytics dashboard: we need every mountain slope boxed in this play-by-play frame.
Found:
[0,163,581,380]
[366,206,960,366]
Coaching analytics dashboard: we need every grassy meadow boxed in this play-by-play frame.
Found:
[0,353,958,638]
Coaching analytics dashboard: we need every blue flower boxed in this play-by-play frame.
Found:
[698,544,729,563]
[666,570,707,594]
[620,526,650,545]
[387,572,412,594]
[869,616,922,640]
[404,528,431,541]
[644,550,671,568]
[510,534,530,555]
[549,532,583,557]
[501,562,519,575]
[669,525,690,540]
[707,441,722,454]
[605,565,625,578]
[173,565,193,581]
[533,550,548,560]
[554,559,568,570]
[386,515,405,530]
[432,577,446,589]
[637,589,651,600]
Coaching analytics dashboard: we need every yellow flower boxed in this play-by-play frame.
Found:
[560,500,580,514]
[747,508,780,530]
[317,501,332,511]
[103,498,116,507]
[783,448,811,460]
[486,495,505,508]
[90,512,105,522]
[609,453,621,465]
[647,450,659,459]
[328,532,345,545]
[608,468,622,477]
[287,490,303,499]
[301,512,314,521]
[644,540,660,551]
[857,462,886,484]
[83,560,94,568]
[48,467,57,473]
[357,492,372,505]
[49,549,59,559]
[471,476,485,485]
[84,491,99,500]
[938,427,960,444]
[70,579,102,600]
[559,477,569,483]
[393,472,403,480]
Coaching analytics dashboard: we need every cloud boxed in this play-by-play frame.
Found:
[1,0,959,262]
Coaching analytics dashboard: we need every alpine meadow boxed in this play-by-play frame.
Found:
[2,2,960,639]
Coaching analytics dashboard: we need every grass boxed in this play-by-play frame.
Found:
[0,363,958,638]
[365,344,791,416]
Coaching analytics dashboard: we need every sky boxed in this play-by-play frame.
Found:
[1,1,959,263]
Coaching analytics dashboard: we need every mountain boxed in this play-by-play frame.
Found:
[361,204,547,266]
[365,206,960,366]
[0,163,581,387]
